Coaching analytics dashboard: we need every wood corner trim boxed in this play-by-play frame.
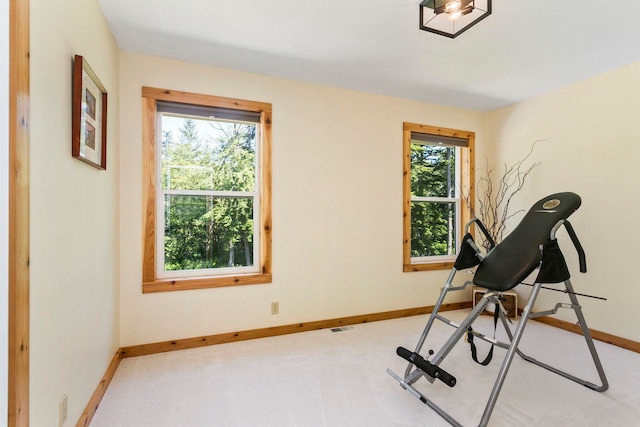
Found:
[75,349,123,427]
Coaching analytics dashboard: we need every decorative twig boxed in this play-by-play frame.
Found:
[463,140,544,250]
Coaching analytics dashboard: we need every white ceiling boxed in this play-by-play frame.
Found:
[98,0,640,112]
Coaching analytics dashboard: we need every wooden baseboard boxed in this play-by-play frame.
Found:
[121,301,472,358]
[531,315,640,353]
[76,349,123,427]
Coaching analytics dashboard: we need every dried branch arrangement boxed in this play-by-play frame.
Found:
[464,140,543,250]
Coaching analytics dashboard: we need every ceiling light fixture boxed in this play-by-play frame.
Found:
[419,0,492,38]
[444,1,462,12]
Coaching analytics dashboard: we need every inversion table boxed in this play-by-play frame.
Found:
[387,192,608,426]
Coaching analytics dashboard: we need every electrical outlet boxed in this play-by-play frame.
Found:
[271,301,279,315]
[59,394,68,426]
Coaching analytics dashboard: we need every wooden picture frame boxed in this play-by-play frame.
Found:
[72,55,108,170]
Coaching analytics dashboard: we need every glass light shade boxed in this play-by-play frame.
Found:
[419,0,491,38]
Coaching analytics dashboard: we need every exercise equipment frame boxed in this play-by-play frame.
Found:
[387,192,608,426]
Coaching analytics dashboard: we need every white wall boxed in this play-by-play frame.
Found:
[119,52,488,346]
[487,61,640,342]
[0,0,9,424]
[30,0,120,424]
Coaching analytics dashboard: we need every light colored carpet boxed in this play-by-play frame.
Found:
[90,310,640,426]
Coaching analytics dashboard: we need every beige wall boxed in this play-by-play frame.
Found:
[487,62,640,341]
[25,2,640,420]
[30,0,120,424]
[118,52,487,346]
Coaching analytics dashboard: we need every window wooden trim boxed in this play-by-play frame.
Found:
[141,87,272,293]
[9,0,31,423]
[402,122,475,272]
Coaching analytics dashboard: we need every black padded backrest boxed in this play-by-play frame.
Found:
[473,192,581,292]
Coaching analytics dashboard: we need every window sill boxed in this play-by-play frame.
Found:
[403,262,454,272]
[143,273,272,293]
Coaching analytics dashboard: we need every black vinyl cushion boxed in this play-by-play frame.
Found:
[473,192,581,292]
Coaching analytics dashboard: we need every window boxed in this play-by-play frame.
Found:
[142,87,272,292]
[403,123,474,272]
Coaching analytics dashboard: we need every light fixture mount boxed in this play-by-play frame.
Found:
[419,0,492,38]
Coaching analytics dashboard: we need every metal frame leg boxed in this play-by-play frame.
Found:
[390,276,608,426]
[478,282,542,426]
[389,292,496,427]
[514,279,609,392]
[404,268,459,379]
[410,269,457,353]
[563,279,609,391]
[390,286,501,426]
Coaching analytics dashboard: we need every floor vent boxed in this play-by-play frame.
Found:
[330,326,354,333]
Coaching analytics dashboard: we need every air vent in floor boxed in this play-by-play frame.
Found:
[330,326,354,333]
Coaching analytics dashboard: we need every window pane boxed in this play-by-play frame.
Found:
[164,194,255,271]
[410,143,456,198]
[410,201,457,257]
[161,115,256,192]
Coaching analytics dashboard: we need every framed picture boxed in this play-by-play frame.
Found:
[72,55,108,170]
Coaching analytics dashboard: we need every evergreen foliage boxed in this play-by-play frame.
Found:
[410,143,457,257]
[162,117,257,271]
